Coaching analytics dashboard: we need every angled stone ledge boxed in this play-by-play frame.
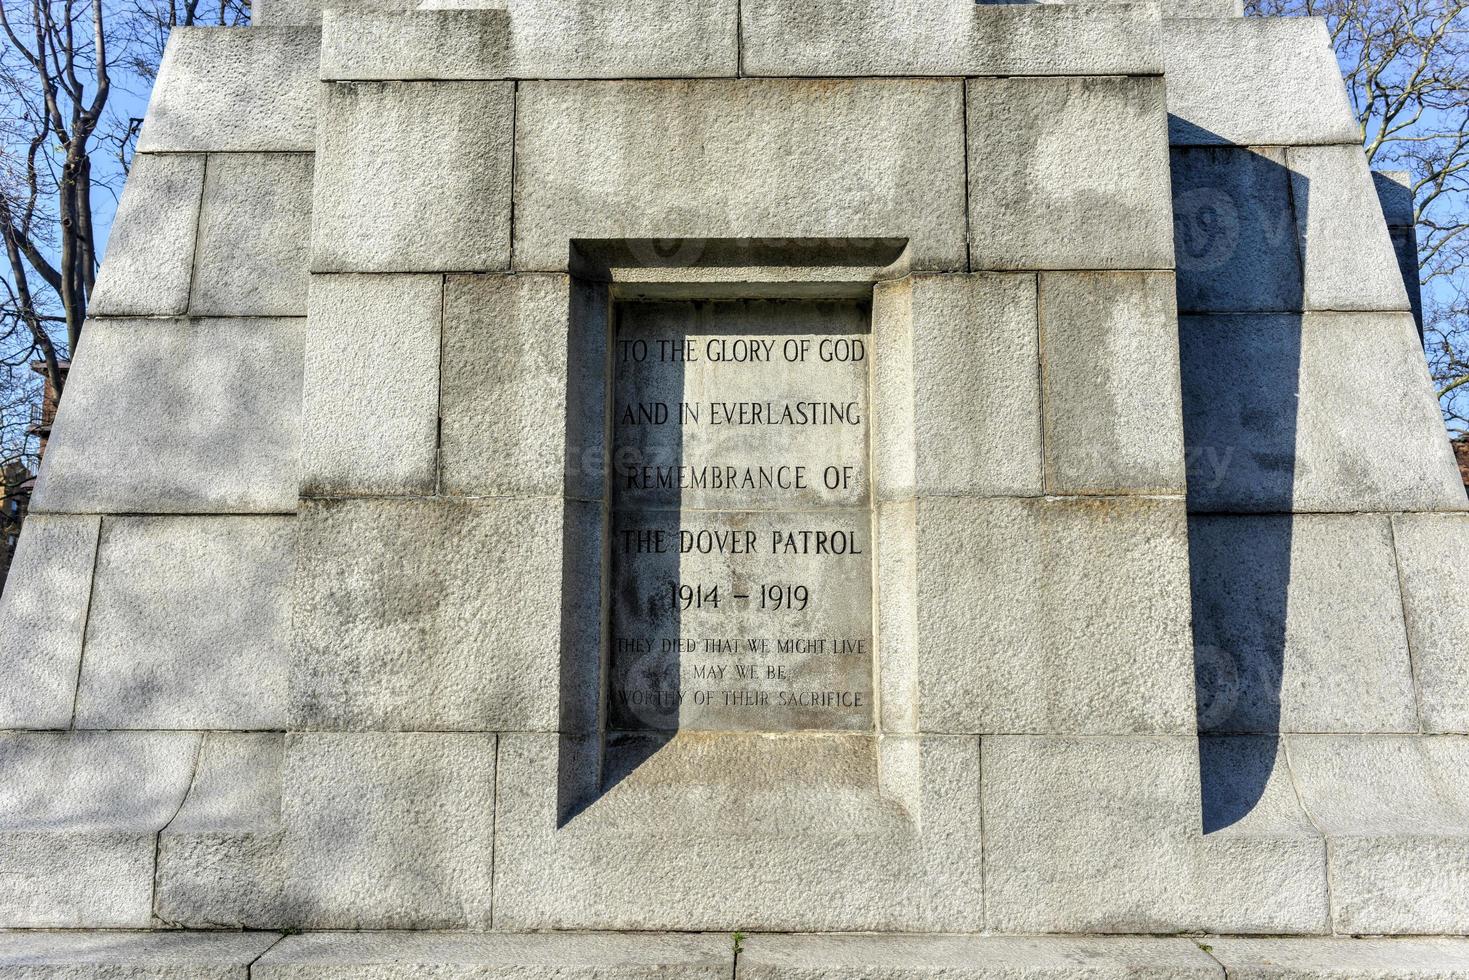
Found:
[31,318,304,515]
[1207,937,1469,977]
[0,930,281,979]
[88,153,203,318]
[138,27,319,153]
[1392,513,1469,733]
[741,2,1161,77]
[1165,18,1360,146]
[968,76,1173,271]
[0,514,99,729]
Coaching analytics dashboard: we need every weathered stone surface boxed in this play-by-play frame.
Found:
[137,27,319,152]
[1039,272,1186,494]
[157,733,287,929]
[872,274,1041,500]
[0,930,281,978]
[191,153,313,317]
[88,153,203,317]
[0,515,99,729]
[1392,513,1469,732]
[1288,144,1411,313]
[1374,170,1417,227]
[256,932,729,979]
[440,274,606,498]
[282,732,497,929]
[915,496,1194,734]
[967,76,1172,271]
[320,8,509,80]
[493,733,983,931]
[312,81,513,273]
[513,79,964,272]
[1165,18,1360,146]
[75,516,293,730]
[1287,735,1469,935]
[1167,0,1245,14]
[982,735,1327,934]
[290,497,602,733]
[1189,514,1417,734]
[741,2,1162,77]
[301,274,442,496]
[1199,736,1321,838]
[31,317,303,515]
[738,934,1222,979]
[1208,937,1469,978]
[0,731,199,927]
[1179,312,1467,513]
[1170,146,1304,314]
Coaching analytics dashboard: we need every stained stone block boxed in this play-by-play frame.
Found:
[513,79,965,272]
[302,275,442,496]
[1189,515,1417,734]
[741,2,1162,77]
[967,76,1172,271]
[290,497,602,733]
[872,274,1041,500]
[0,731,200,927]
[737,935,1222,979]
[1392,514,1469,732]
[88,153,203,317]
[1287,736,1469,935]
[982,735,1327,934]
[157,733,287,928]
[1288,145,1411,313]
[75,516,293,730]
[137,27,319,152]
[1179,313,1467,513]
[320,8,510,80]
[1039,272,1186,494]
[190,153,313,317]
[440,274,606,498]
[1164,18,1360,146]
[915,496,1195,735]
[1207,937,1469,977]
[255,932,730,980]
[492,733,983,931]
[0,931,282,979]
[282,732,497,929]
[1170,147,1304,314]
[0,515,99,729]
[312,80,513,273]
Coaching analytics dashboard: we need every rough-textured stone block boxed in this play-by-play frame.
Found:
[282,732,497,929]
[440,274,606,498]
[1374,169,1417,227]
[89,153,203,317]
[0,931,282,979]
[1288,145,1411,313]
[1189,514,1417,734]
[915,496,1194,734]
[157,733,287,929]
[982,735,1327,934]
[312,81,513,273]
[0,731,199,927]
[738,935,1222,979]
[256,932,730,979]
[872,274,1040,500]
[741,2,1161,77]
[493,733,983,931]
[137,27,319,152]
[1179,312,1467,513]
[1287,735,1469,935]
[190,153,313,317]
[31,317,303,515]
[513,79,964,272]
[1039,272,1186,494]
[967,76,1172,271]
[1170,146,1304,314]
[290,497,601,733]
[1208,937,1469,978]
[0,515,99,729]
[301,275,442,496]
[1164,18,1360,146]
[1392,513,1469,732]
[74,516,293,730]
